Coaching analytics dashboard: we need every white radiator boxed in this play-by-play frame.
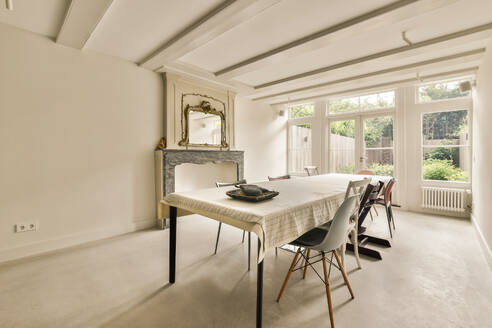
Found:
[421,187,467,212]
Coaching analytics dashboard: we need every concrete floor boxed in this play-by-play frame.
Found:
[1,210,491,328]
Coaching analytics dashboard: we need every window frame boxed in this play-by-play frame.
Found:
[415,78,472,104]
[326,89,396,117]
[419,105,472,186]
[287,103,317,175]
[288,102,315,119]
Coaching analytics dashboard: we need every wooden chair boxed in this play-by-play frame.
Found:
[268,174,291,181]
[267,174,291,255]
[276,196,359,328]
[304,166,319,176]
[215,179,252,271]
[339,178,370,269]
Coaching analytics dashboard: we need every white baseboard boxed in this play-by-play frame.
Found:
[0,218,156,264]
[471,214,492,272]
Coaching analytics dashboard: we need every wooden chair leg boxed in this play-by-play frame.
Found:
[214,222,222,254]
[276,249,301,302]
[303,249,311,279]
[350,228,362,269]
[340,238,347,268]
[322,252,335,328]
[373,206,379,216]
[333,250,354,299]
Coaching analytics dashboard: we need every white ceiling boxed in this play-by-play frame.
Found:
[0,0,68,38]
[179,0,396,72]
[85,0,224,62]
[1,0,491,104]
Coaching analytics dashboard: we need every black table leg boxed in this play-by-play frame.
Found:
[248,232,251,271]
[256,238,263,328]
[169,206,177,284]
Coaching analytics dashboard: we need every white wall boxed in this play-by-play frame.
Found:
[472,38,492,263]
[235,97,287,183]
[0,23,164,262]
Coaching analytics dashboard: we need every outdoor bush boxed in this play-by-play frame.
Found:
[368,163,393,176]
[424,147,454,161]
[337,163,355,174]
[422,159,468,181]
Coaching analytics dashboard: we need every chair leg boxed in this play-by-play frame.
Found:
[242,230,245,243]
[389,205,395,230]
[322,252,335,328]
[276,249,301,302]
[340,238,347,268]
[248,232,251,271]
[214,222,222,254]
[303,249,311,279]
[373,206,379,216]
[333,250,354,299]
[385,205,393,238]
[369,209,374,221]
[350,228,362,269]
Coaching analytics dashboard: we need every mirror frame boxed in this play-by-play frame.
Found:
[178,100,228,148]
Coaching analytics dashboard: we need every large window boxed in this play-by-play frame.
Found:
[289,103,314,119]
[364,116,394,176]
[288,103,314,174]
[328,91,395,115]
[418,79,470,103]
[421,110,470,182]
[288,123,312,174]
[329,119,356,174]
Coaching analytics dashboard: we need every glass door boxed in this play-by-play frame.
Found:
[328,119,358,173]
[288,123,313,174]
[328,114,395,176]
[362,115,394,175]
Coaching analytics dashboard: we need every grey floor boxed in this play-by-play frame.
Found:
[1,210,491,328]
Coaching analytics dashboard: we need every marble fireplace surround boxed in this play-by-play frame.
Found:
[154,149,244,228]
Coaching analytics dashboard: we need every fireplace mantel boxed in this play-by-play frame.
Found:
[154,149,244,228]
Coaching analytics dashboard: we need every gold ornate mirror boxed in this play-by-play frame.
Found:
[178,100,228,148]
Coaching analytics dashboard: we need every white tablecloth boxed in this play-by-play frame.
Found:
[162,173,391,262]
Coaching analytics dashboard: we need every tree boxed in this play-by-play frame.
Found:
[289,104,314,118]
[419,83,468,102]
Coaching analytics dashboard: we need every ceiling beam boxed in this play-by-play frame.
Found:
[269,66,478,106]
[215,0,458,79]
[139,0,283,70]
[254,22,492,89]
[253,48,484,101]
[56,0,114,49]
[158,61,254,94]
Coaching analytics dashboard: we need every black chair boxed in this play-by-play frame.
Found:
[215,179,251,271]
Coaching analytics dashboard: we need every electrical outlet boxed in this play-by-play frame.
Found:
[15,221,37,233]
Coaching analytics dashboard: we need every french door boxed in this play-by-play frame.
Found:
[327,114,395,175]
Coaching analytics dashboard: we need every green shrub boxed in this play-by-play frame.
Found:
[337,163,355,174]
[368,163,393,176]
[422,159,468,181]
[424,147,453,161]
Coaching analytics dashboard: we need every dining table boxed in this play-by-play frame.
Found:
[162,173,392,328]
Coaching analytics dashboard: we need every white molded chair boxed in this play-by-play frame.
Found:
[276,195,359,328]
